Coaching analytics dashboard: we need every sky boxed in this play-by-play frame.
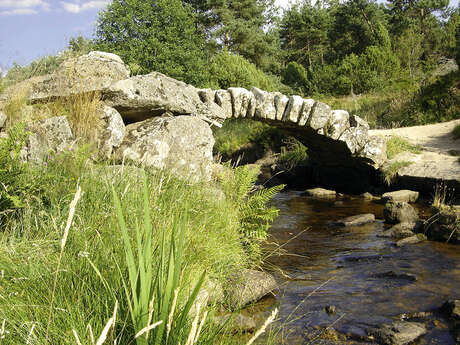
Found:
[0,0,458,73]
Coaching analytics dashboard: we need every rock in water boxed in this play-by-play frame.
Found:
[225,269,277,310]
[305,188,336,199]
[333,214,375,227]
[384,201,419,224]
[382,190,419,203]
[368,321,427,345]
[113,115,214,181]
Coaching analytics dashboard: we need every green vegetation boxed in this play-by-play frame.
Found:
[382,160,413,185]
[0,125,281,344]
[453,124,460,139]
[386,136,422,159]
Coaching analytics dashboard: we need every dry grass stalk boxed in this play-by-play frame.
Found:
[245,308,279,345]
[166,287,179,342]
[134,321,164,339]
[44,185,82,345]
[185,302,201,345]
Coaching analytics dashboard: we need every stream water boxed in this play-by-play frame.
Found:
[260,191,460,344]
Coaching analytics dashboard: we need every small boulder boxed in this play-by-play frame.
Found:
[378,222,421,240]
[384,201,419,224]
[361,192,378,200]
[424,210,459,244]
[305,188,336,199]
[396,234,426,247]
[382,190,419,203]
[98,106,126,158]
[26,116,74,164]
[441,300,460,320]
[0,111,6,130]
[368,321,427,345]
[30,51,130,101]
[225,269,277,310]
[333,213,375,227]
[113,115,214,181]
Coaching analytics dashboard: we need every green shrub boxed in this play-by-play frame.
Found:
[208,50,281,91]
[282,62,308,94]
[453,124,460,139]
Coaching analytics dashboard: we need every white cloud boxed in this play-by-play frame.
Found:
[0,0,48,8]
[61,0,110,13]
[0,8,37,15]
[0,0,49,15]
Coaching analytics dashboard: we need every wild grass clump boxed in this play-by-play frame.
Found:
[453,124,460,140]
[0,137,282,344]
[277,138,308,171]
[382,160,413,185]
[386,136,422,159]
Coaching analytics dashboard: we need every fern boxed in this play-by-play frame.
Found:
[221,165,284,241]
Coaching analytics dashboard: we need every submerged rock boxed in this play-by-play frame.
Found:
[225,269,277,310]
[382,190,419,203]
[333,213,375,227]
[378,222,422,240]
[368,321,427,345]
[396,234,426,247]
[305,188,336,199]
[384,201,419,224]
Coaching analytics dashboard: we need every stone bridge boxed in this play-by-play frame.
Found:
[8,52,387,190]
[99,71,386,183]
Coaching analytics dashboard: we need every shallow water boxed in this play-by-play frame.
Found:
[263,191,460,344]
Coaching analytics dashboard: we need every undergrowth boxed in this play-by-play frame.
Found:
[0,126,283,344]
[382,160,413,185]
[386,136,421,159]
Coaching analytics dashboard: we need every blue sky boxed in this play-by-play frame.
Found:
[0,0,458,73]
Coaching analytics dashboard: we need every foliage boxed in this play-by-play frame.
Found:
[208,50,283,91]
[382,160,413,185]
[95,0,210,86]
[282,62,308,94]
[453,124,460,139]
[386,136,422,159]
[277,138,309,171]
[112,174,206,345]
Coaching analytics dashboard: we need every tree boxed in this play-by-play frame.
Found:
[184,0,281,71]
[95,0,210,86]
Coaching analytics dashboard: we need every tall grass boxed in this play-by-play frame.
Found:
[0,133,281,344]
[386,136,421,159]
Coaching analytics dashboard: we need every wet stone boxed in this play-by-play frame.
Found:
[396,234,426,247]
[305,188,336,199]
[332,213,375,227]
[368,321,427,345]
[382,190,419,203]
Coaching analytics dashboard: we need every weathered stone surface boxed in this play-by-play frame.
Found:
[368,321,427,345]
[26,116,74,164]
[190,280,224,318]
[384,201,419,224]
[361,192,378,200]
[326,110,350,140]
[113,115,214,181]
[252,87,276,120]
[362,135,387,168]
[228,87,254,118]
[98,106,126,158]
[298,99,315,126]
[378,222,420,240]
[333,214,375,227]
[215,90,233,118]
[225,269,277,310]
[274,93,289,121]
[30,51,130,101]
[104,72,202,122]
[340,115,370,154]
[396,234,426,247]
[382,190,419,203]
[0,111,6,130]
[309,101,332,131]
[282,95,304,124]
[305,188,336,199]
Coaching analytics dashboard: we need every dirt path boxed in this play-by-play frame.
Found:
[369,119,460,187]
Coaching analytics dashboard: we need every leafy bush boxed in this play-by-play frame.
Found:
[208,50,282,91]
[282,62,308,94]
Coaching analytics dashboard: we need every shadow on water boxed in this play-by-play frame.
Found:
[260,191,460,344]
